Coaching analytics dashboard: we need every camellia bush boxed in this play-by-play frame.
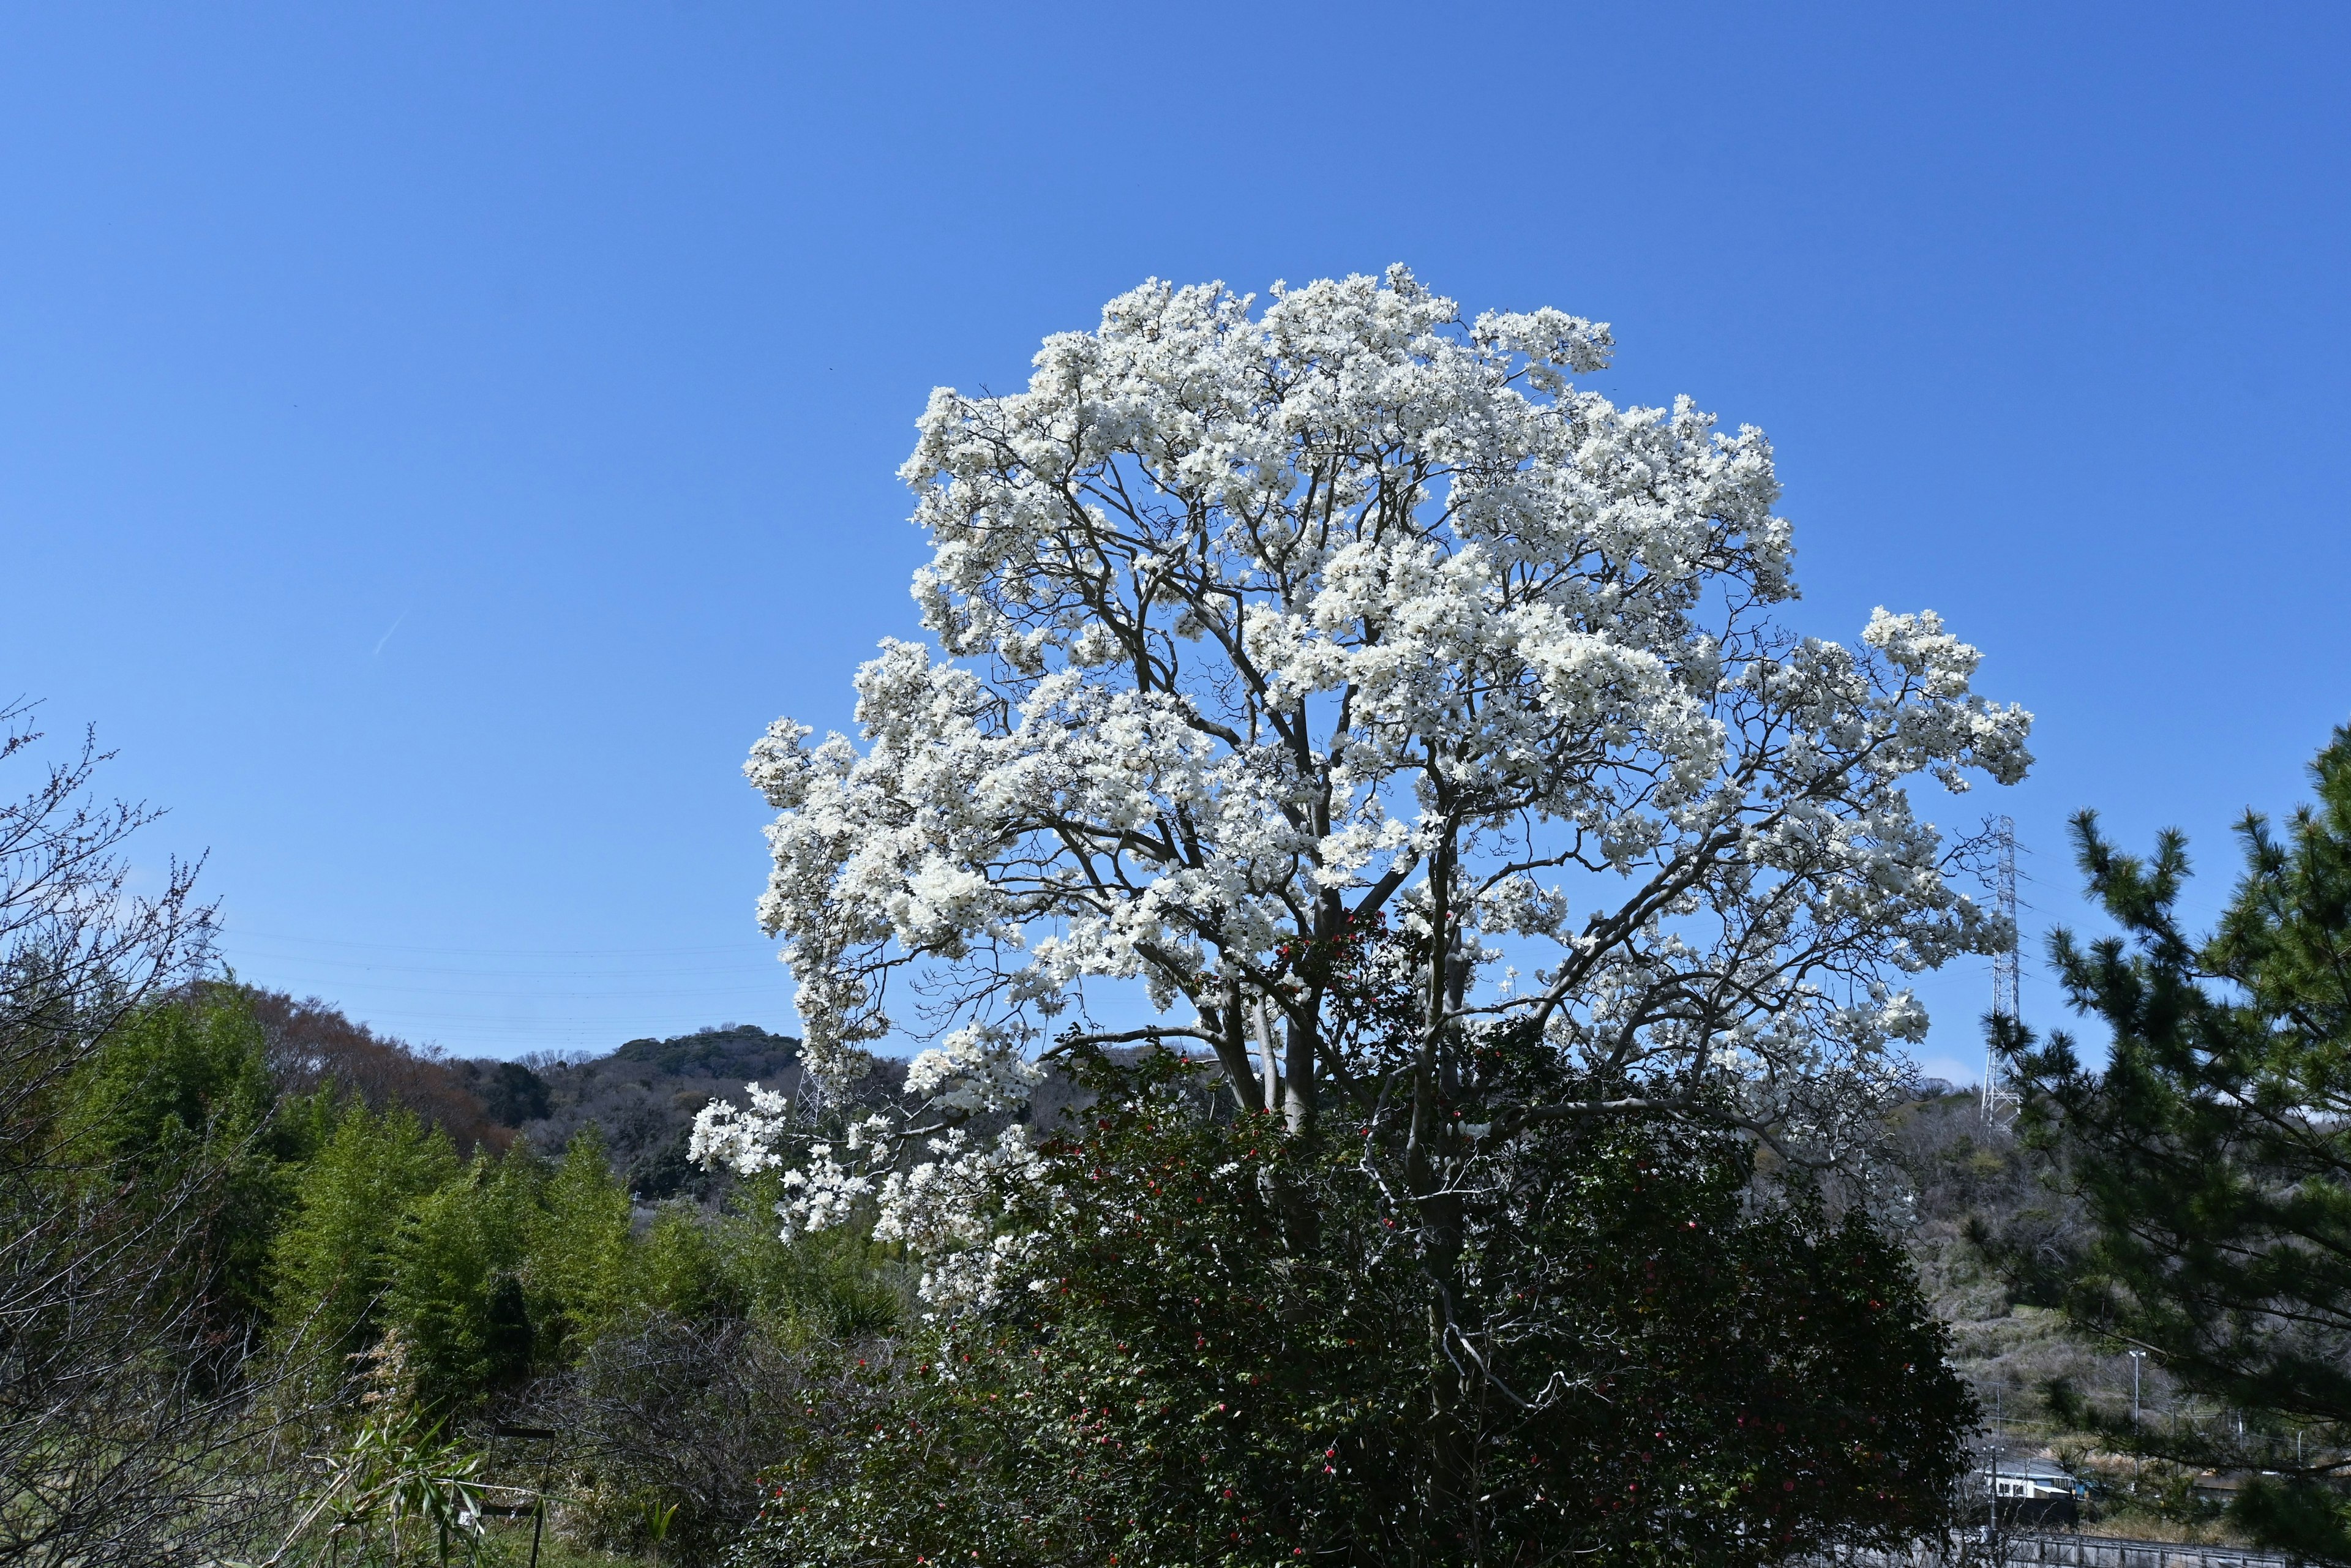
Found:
[698,267,2028,1561]
[735,1037,1973,1567]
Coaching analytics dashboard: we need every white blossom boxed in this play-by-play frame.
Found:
[902,1024,1046,1115]
[699,266,2033,1297]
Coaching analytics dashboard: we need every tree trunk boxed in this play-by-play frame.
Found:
[1281,1014,1313,1133]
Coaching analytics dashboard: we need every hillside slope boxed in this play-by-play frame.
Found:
[509,1024,805,1198]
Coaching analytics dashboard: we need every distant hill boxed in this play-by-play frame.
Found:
[610,1024,801,1082]
[237,989,817,1200]
[241,986,1160,1203]
[1883,1087,2194,1522]
[497,1023,805,1199]
[238,988,816,1199]
[242,985,508,1155]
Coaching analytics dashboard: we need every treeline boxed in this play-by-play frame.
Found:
[0,705,1982,1568]
[12,964,1982,1568]
[228,983,809,1198]
[10,975,910,1567]
[0,705,906,1567]
[102,988,850,1404]
[242,986,516,1156]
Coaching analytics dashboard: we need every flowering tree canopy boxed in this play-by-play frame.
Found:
[697,266,2030,1300]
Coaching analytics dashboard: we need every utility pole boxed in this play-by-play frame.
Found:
[2128,1351,2147,1499]
[1983,816,2022,1125]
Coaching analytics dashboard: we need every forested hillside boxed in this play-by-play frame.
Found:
[1889,1092,2285,1548]
[506,1024,803,1199]
[1891,1098,2159,1489]
[212,990,812,1198]
[7,972,910,1564]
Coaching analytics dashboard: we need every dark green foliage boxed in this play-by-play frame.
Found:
[272,1123,641,1414]
[623,1125,705,1201]
[502,1024,804,1204]
[67,986,277,1166]
[479,1060,552,1127]
[739,1051,1971,1568]
[610,1024,798,1080]
[273,1102,464,1356]
[621,1195,901,1333]
[0,708,294,1566]
[2006,724,2351,1561]
[702,1176,907,1338]
[266,1100,898,1442]
[526,1127,634,1352]
[384,1152,545,1409]
[64,985,306,1354]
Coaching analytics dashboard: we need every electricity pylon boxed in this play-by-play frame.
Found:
[1982,816,2022,1126]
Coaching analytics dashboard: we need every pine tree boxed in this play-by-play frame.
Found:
[2009,724,2351,1561]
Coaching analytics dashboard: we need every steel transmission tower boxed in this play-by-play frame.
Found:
[1982,816,2022,1125]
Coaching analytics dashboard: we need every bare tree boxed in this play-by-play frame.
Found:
[242,985,505,1155]
[521,1316,898,1567]
[0,700,288,1566]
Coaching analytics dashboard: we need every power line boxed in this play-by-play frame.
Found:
[218,927,769,959]
[226,981,791,1002]
[205,928,820,1054]
[225,951,779,979]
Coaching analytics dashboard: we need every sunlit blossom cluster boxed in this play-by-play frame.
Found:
[697,266,2031,1299]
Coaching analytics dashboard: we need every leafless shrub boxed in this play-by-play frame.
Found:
[517,1315,893,1567]
[0,701,298,1566]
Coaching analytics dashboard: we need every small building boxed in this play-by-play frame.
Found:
[2191,1470,2267,1507]
[1982,1458,2088,1526]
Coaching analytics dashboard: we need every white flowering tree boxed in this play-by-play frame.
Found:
[697,266,2030,1308]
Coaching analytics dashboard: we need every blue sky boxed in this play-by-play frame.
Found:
[2,4,2343,1082]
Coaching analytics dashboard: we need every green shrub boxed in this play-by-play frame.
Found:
[64,985,294,1348]
[737,1052,1971,1568]
[272,1102,462,1356]
[384,1151,541,1411]
[528,1128,634,1351]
